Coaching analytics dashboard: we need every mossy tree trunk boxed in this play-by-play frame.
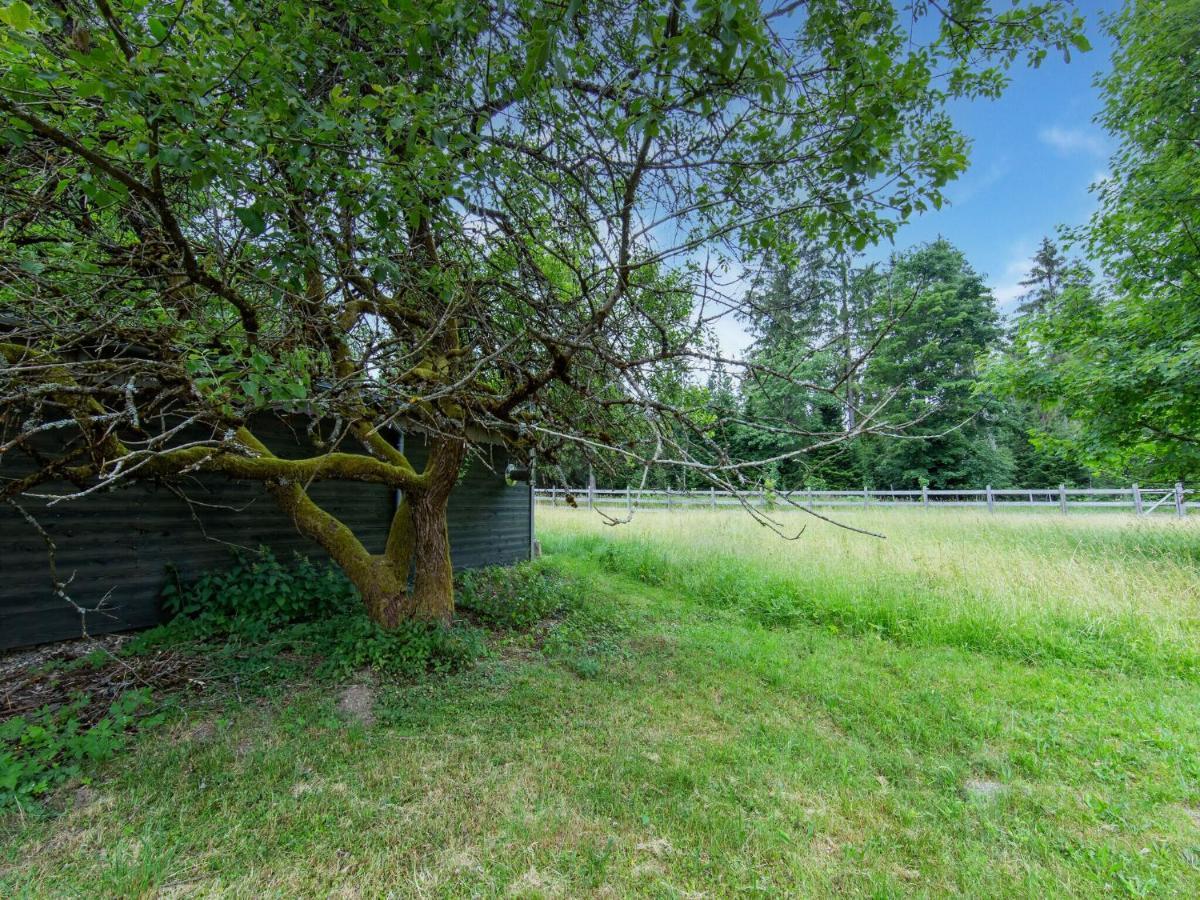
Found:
[5,344,472,630]
[256,434,467,628]
[406,437,466,623]
[365,437,465,626]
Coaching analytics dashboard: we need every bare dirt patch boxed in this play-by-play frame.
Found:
[187,719,217,742]
[506,866,563,897]
[0,634,129,681]
[635,837,676,858]
[964,779,1005,801]
[337,682,377,727]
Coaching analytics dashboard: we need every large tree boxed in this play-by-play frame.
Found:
[1016,236,1073,318]
[985,236,1093,486]
[733,246,885,489]
[854,240,1011,488]
[996,0,1200,479]
[0,0,1085,626]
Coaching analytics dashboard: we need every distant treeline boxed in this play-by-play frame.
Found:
[558,227,1195,492]
[551,0,1198,494]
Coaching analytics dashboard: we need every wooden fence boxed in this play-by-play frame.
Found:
[536,483,1191,517]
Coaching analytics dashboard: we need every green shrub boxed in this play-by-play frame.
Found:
[1,689,162,813]
[457,563,574,629]
[160,548,359,641]
[155,550,489,679]
[306,616,487,679]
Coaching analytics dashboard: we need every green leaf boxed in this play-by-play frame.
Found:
[0,1,34,31]
[233,206,266,236]
[522,22,553,88]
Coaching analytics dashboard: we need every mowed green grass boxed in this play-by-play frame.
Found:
[3,508,1200,896]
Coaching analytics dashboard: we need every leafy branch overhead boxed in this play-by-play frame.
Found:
[0,0,1086,624]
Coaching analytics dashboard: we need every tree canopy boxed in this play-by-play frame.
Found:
[992,0,1200,480]
[0,0,1087,624]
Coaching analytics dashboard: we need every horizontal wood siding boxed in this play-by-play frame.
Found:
[0,423,529,649]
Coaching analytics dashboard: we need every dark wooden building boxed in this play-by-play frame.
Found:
[0,421,532,649]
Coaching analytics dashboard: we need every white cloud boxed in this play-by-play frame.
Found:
[948,159,1008,206]
[1038,125,1107,158]
[990,240,1036,314]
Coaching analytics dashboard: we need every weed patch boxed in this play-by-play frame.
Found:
[144,548,489,682]
[1,689,163,814]
[159,548,360,639]
[0,643,206,814]
[457,562,575,629]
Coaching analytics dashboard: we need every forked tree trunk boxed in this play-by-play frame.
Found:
[360,485,458,626]
[267,436,466,630]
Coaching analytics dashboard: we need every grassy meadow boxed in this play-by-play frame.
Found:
[3,507,1200,896]
[543,506,1200,677]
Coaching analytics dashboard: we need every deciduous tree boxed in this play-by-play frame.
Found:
[0,0,1085,625]
[993,0,1200,478]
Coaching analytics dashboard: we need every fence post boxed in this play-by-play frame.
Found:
[626,486,632,514]
[921,485,928,509]
[1133,483,1143,515]
[710,486,716,510]
[863,487,869,509]
[986,485,994,514]
[1176,482,1186,517]
[1059,484,1068,514]
[807,490,814,510]
[666,488,671,511]
[551,485,556,507]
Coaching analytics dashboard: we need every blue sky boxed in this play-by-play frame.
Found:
[889,0,1120,313]
[712,0,1121,356]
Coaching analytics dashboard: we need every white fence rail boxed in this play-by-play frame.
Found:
[536,483,1191,517]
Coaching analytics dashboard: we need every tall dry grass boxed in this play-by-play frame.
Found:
[539,506,1200,676]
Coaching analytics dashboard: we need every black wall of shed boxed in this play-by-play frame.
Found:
[0,422,531,649]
